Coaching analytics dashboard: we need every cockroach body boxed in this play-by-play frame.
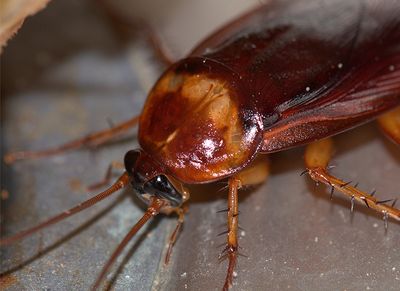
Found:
[2,0,400,290]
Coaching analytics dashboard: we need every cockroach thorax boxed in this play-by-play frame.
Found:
[138,59,262,183]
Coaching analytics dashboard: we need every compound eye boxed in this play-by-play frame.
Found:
[124,150,141,175]
[143,175,182,206]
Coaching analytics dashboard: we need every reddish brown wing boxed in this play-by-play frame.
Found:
[191,0,400,153]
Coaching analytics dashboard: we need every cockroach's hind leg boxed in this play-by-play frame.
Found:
[87,161,125,191]
[4,116,140,164]
[164,207,186,265]
[377,106,400,145]
[304,138,400,224]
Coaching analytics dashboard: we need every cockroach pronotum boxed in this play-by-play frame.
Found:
[1,0,400,290]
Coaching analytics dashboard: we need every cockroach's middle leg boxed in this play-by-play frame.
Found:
[377,106,400,145]
[304,138,400,226]
[4,116,140,164]
[222,177,240,291]
[221,155,269,290]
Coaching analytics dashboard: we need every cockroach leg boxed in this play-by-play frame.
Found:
[164,207,185,265]
[221,155,269,290]
[222,176,240,291]
[4,115,140,164]
[377,106,400,145]
[87,161,125,191]
[235,154,270,188]
[96,0,175,66]
[304,138,400,223]
[146,25,176,67]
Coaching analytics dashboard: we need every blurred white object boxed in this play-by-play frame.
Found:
[0,0,51,52]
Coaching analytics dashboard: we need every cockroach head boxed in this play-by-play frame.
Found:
[124,149,189,213]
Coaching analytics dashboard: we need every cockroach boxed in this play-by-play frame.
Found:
[1,0,400,290]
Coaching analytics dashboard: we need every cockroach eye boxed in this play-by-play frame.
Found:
[143,175,183,207]
[130,172,183,207]
[123,149,140,175]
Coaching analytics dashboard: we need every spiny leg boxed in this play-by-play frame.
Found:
[221,155,269,290]
[377,106,400,145]
[4,115,139,164]
[222,177,240,291]
[304,138,400,225]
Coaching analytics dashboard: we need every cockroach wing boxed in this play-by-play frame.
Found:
[261,0,400,152]
[191,0,400,153]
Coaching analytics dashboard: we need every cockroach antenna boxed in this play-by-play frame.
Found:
[0,173,130,246]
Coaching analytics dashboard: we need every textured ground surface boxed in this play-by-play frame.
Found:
[1,1,400,290]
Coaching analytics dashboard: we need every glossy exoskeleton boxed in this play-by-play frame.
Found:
[1,0,400,290]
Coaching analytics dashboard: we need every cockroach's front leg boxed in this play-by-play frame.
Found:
[377,106,400,145]
[164,207,186,265]
[4,116,139,164]
[304,138,400,226]
[222,155,269,290]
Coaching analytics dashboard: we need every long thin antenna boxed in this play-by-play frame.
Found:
[0,172,130,246]
[91,198,165,290]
